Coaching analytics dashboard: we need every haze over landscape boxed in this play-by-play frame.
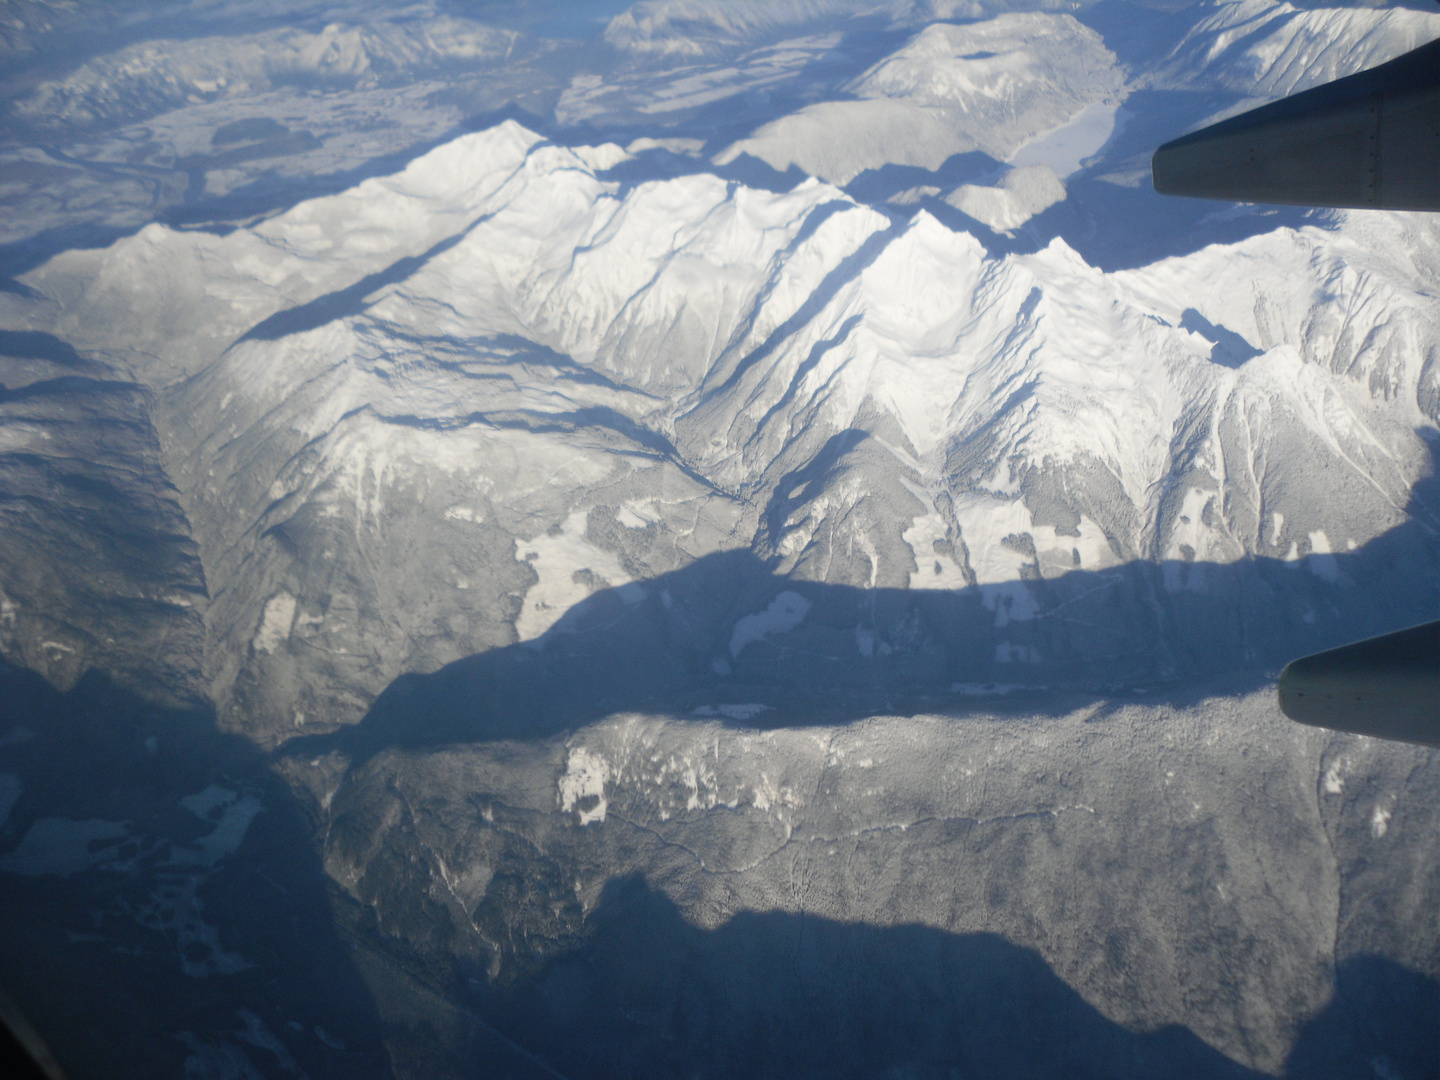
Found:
[0,0,1436,1076]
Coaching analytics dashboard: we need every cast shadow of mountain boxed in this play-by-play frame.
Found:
[0,9,899,292]
[488,874,1436,1080]
[285,439,1439,771]
[0,329,98,370]
[0,662,400,1078]
[1286,954,1440,1080]
[1179,308,1263,368]
[0,101,553,294]
[1031,86,1327,273]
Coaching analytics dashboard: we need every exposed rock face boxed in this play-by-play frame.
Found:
[0,347,206,703]
[0,2,1436,1077]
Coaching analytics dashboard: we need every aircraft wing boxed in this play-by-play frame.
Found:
[1152,38,1440,211]
[1153,45,1438,746]
[1279,621,1440,748]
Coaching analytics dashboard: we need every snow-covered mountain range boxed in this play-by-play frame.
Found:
[0,2,1436,1077]
[9,98,1439,742]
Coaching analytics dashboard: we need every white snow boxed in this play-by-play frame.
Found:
[1306,530,1342,582]
[627,136,705,156]
[729,591,813,657]
[716,13,1121,184]
[1323,758,1346,796]
[903,511,971,590]
[561,30,843,124]
[985,580,1040,628]
[174,787,264,867]
[559,747,611,825]
[946,165,1066,234]
[616,500,663,528]
[180,785,236,819]
[1158,0,1440,101]
[1371,803,1393,839]
[569,143,632,172]
[604,3,852,57]
[3,6,1438,1069]
[515,511,637,641]
[12,18,524,131]
[20,105,1438,664]
[4,3,1438,751]
[850,15,1121,124]
[252,593,296,654]
[1009,102,1119,178]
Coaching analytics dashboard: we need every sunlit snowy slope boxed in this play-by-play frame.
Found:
[11,112,1439,742]
[0,1,1437,1078]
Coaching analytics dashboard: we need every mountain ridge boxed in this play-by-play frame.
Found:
[2,113,1436,741]
[0,5,1436,1076]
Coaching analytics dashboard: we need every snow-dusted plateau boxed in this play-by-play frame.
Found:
[0,0,1436,1076]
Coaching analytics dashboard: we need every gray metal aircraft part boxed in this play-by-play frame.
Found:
[1278,621,1440,748]
[1152,38,1440,211]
